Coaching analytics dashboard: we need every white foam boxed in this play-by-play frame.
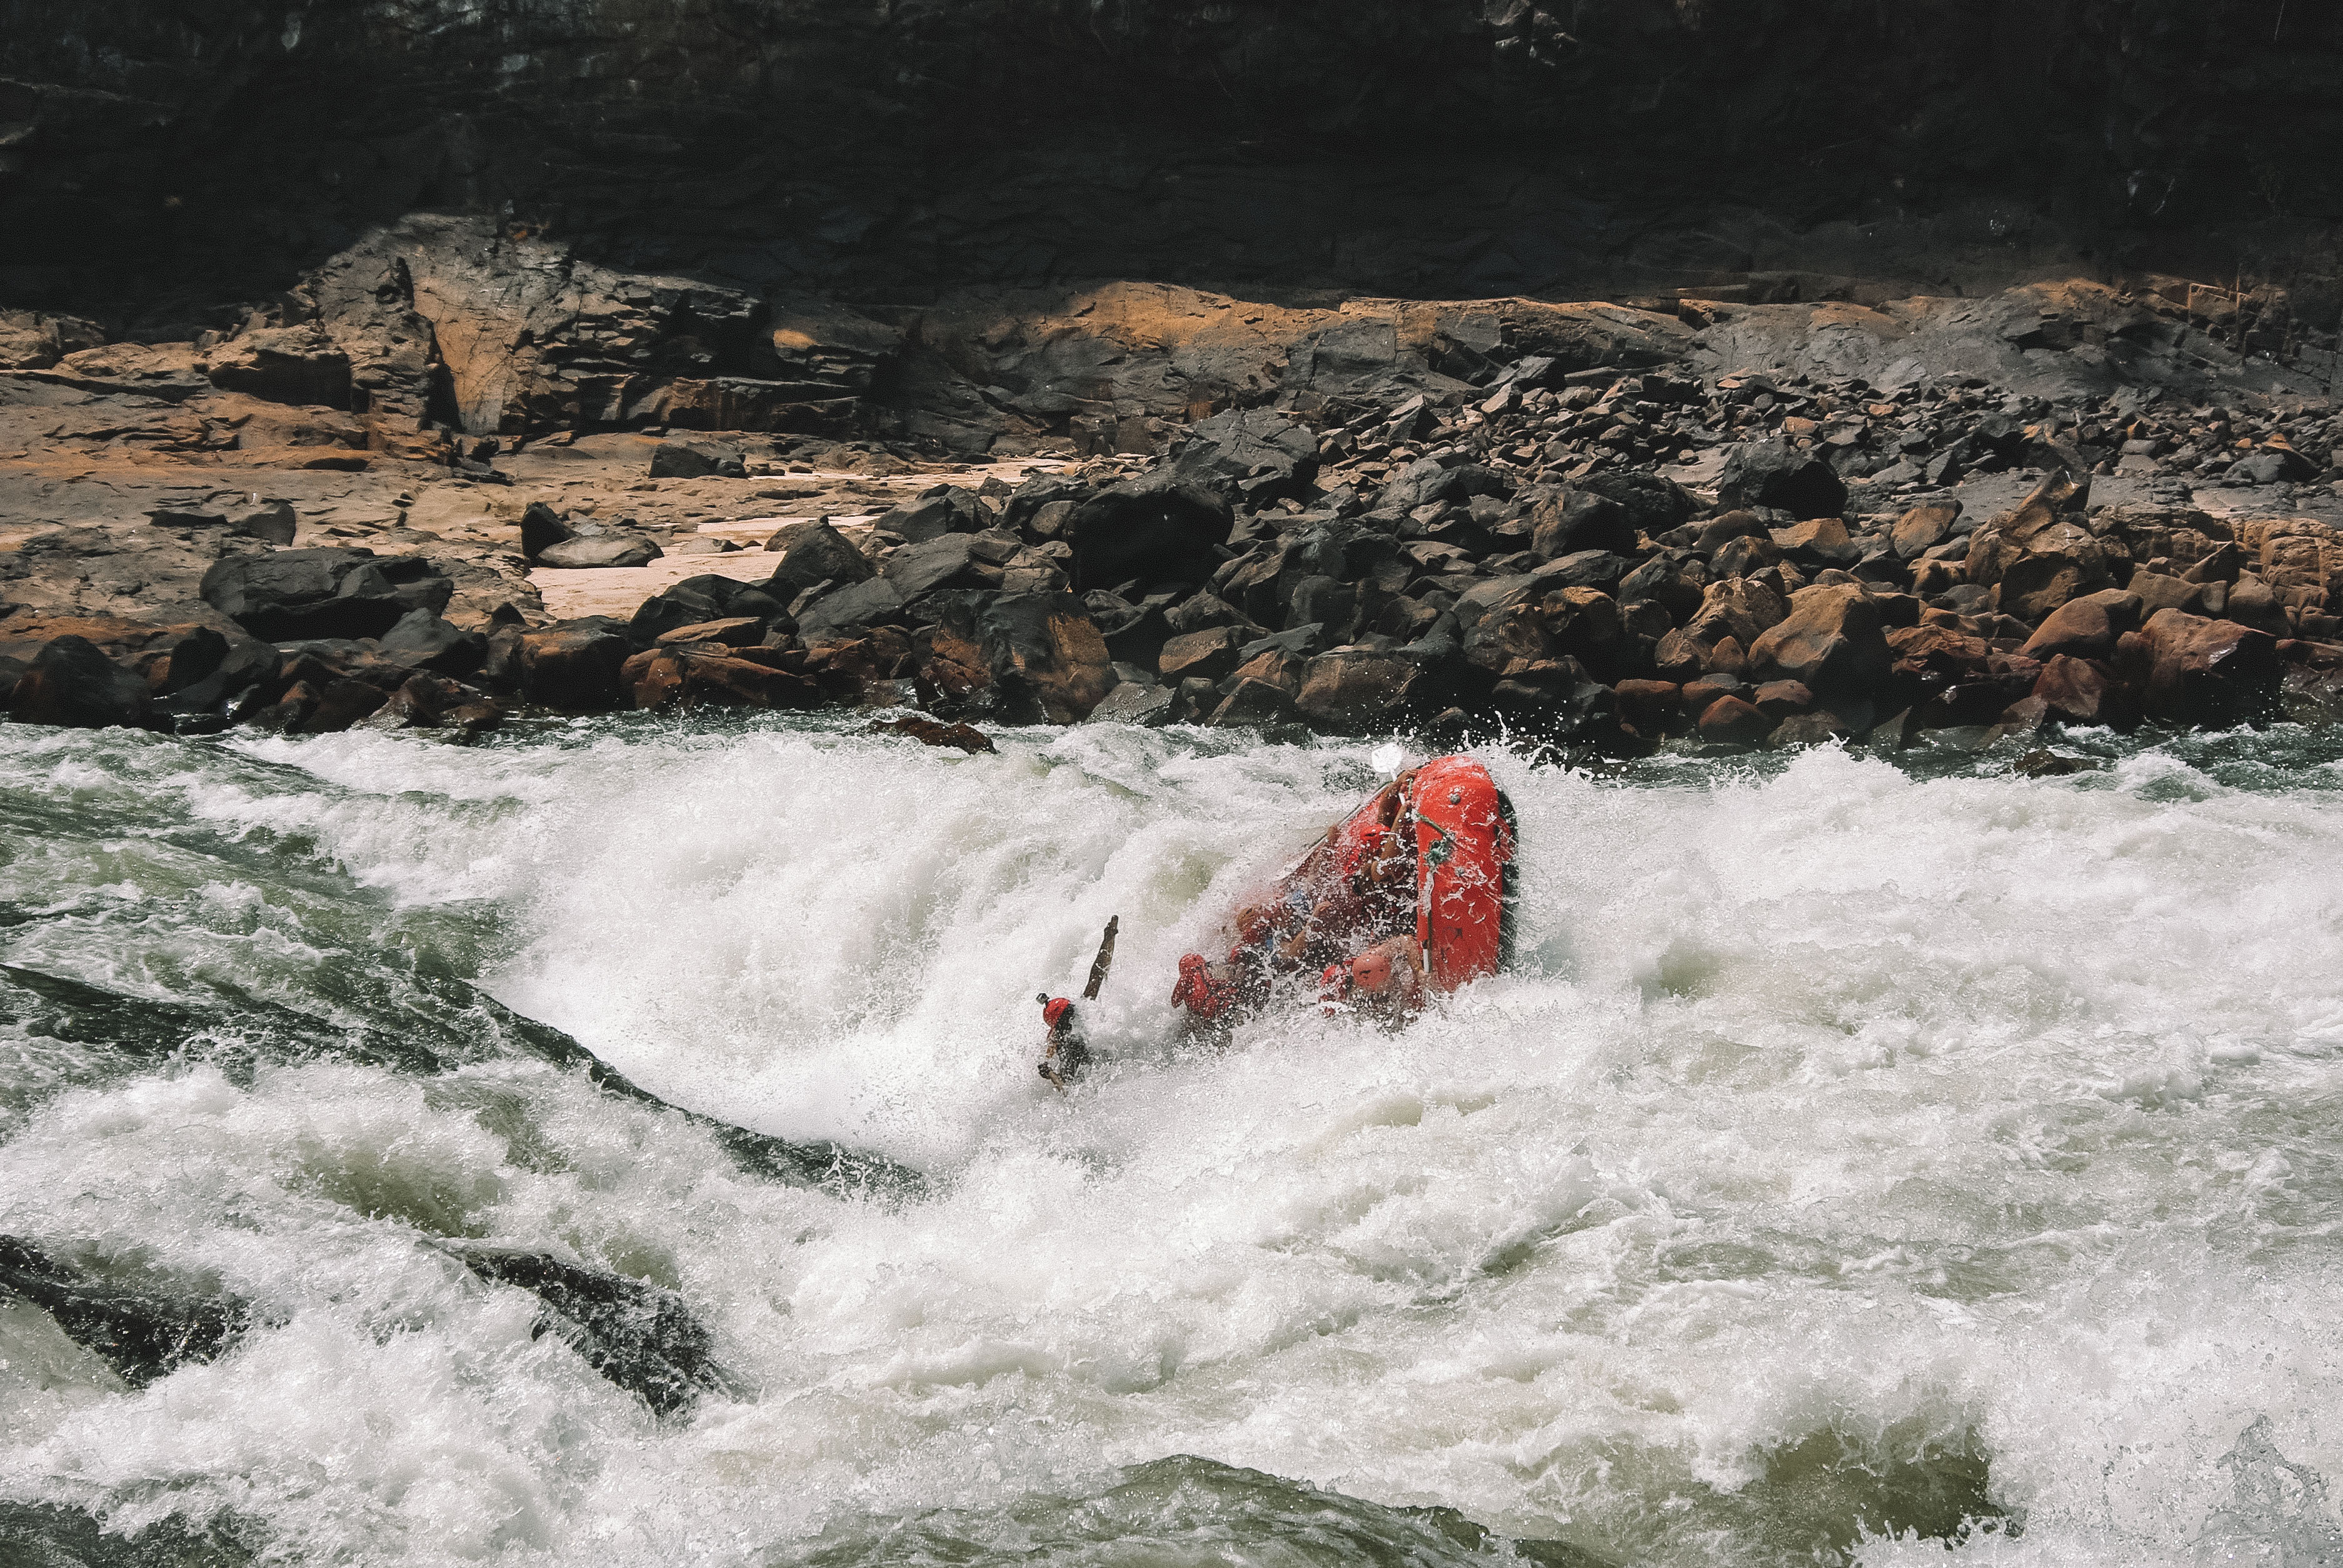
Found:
[4,722,2342,1566]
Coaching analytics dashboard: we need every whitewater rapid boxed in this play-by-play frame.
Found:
[3,714,2341,1567]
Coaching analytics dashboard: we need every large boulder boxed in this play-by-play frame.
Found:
[518,619,633,709]
[1171,408,1319,503]
[1063,469,1232,594]
[201,325,352,406]
[1683,577,1787,650]
[1717,437,1847,519]
[646,439,746,479]
[1528,489,1636,559]
[883,534,986,600]
[628,575,793,645]
[1157,626,1245,684]
[1615,554,1702,620]
[1295,651,1425,732]
[925,592,1111,723]
[1890,501,1961,560]
[536,531,663,569]
[770,521,876,594]
[379,607,488,676]
[2115,609,2281,727]
[794,578,906,641]
[2019,589,2143,661]
[876,486,988,543]
[6,636,165,731]
[1453,577,1550,672]
[1747,584,1892,698]
[198,549,450,641]
[520,502,571,559]
[1582,470,1697,536]
[621,646,818,712]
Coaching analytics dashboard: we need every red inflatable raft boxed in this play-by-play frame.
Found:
[1171,755,1516,1031]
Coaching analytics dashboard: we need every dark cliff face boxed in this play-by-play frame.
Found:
[3,0,2338,329]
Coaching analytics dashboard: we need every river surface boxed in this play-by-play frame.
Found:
[4,714,2342,1567]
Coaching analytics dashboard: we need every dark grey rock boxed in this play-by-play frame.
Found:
[648,439,747,479]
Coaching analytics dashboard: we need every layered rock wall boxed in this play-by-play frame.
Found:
[4,1,2340,332]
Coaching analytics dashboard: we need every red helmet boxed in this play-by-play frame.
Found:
[1042,997,1073,1027]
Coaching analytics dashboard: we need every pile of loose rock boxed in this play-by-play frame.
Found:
[6,352,2342,750]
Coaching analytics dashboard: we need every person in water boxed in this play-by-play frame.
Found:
[1319,933,1426,1024]
[1035,992,1090,1090]
[1170,953,1240,1047]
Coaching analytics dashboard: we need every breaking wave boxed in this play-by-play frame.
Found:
[3,712,2342,1566]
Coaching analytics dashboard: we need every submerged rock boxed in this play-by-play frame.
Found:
[436,1243,724,1417]
[466,985,928,1200]
[0,1237,249,1386]
[0,1502,257,1568]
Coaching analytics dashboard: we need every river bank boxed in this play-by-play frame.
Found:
[8,267,2343,759]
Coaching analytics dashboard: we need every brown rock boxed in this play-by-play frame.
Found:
[1683,577,1786,649]
[1295,651,1424,732]
[302,677,391,733]
[1748,584,1890,696]
[1696,694,1772,745]
[1702,635,1748,677]
[950,592,1112,724]
[1982,694,2051,745]
[1751,679,1813,717]
[1653,628,1706,681]
[1890,502,1960,561]
[1229,647,1307,696]
[625,646,820,712]
[1546,587,1624,660]
[248,679,321,732]
[1459,583,1555,673]
[2033,655,2113,725]
[1997,549,2112,622]
[2181,542,2244,585]
[1208,676,1300,727]
[803,629,915,703]
[1158,626,1245,684]
[2222,574,2290,636]
[519,621,631,710]
[2019,589,2142,660]
[2126,571,2202,616]
[1770,517,1851,553]
[2115,610,2282,727]
[1710,533,1783,579]
[5,633,166,731]
[1765,710,1851,749]
[1909,559,1963,597]
[868,715,995,752]
[1612,678,1683,734]
[1680,675,1741,711]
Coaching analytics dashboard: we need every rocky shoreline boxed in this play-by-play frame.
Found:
[4,242,2342,756]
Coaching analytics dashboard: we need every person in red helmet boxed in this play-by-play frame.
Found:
[1318,933,1425,1024]
[1036,991,1091,1090]
[1170,952,1240,1046]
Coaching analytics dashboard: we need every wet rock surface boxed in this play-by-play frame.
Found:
[434,1244,726,1418]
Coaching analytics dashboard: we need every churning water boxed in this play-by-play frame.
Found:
[3,713,2343,1567]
